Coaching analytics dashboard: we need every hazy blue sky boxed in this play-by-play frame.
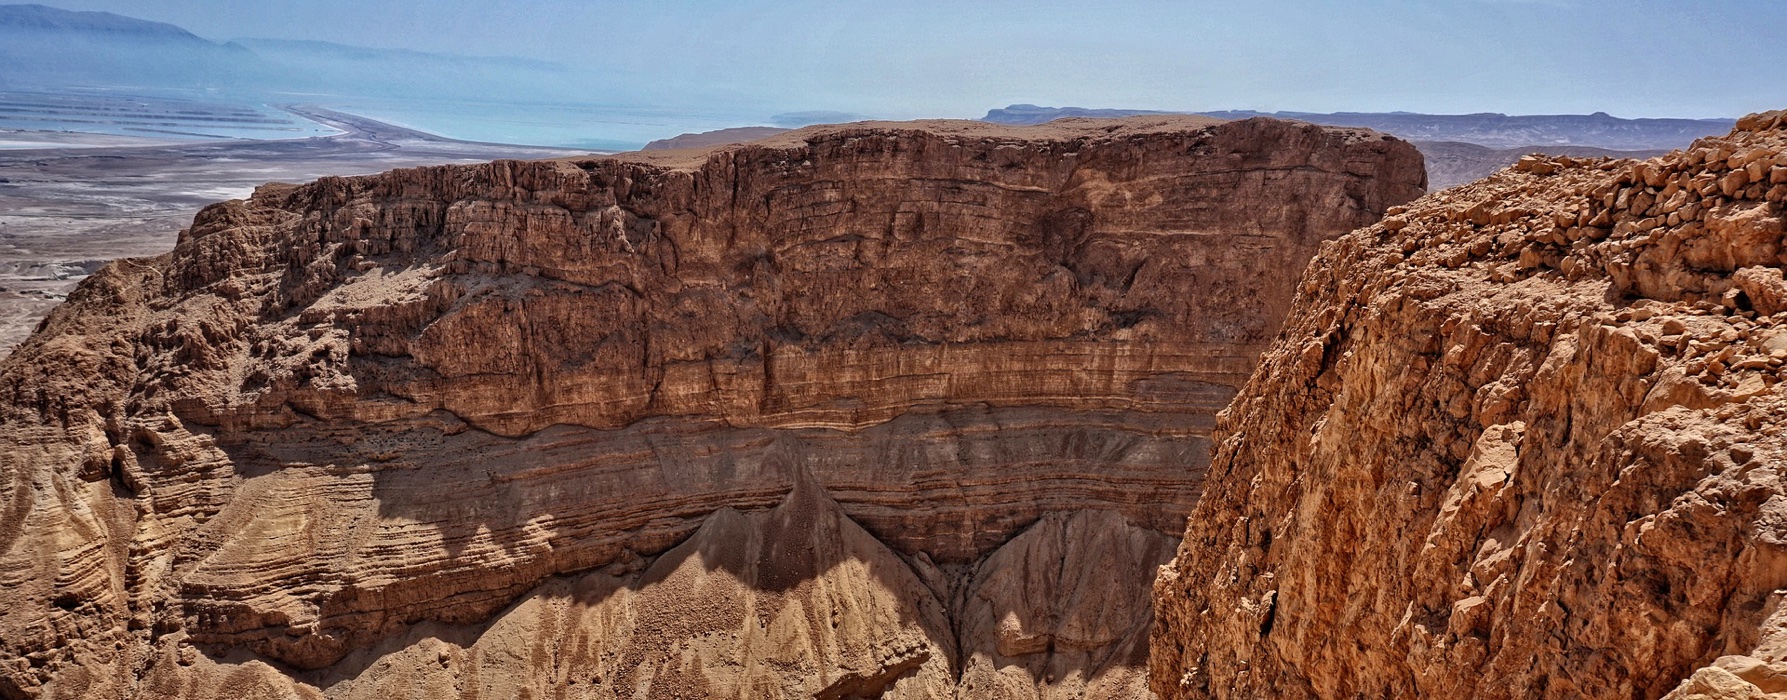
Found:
[37,0,1787,118]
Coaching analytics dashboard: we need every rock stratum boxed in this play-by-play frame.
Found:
[1153,111,1787,699]
[0,115,1425,698]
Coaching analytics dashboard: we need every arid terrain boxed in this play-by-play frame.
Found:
[1154,110,1787,699]
[3,0,1783,697]
[0,107,580,357]
[0,114,1424,698]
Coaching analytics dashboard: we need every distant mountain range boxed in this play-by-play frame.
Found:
[0,3,252,89]
[985,104,1734,151]
[0,4,572,101]
[1415,141,1664,189]
[0,2,217,43]
[0,2,1742,170]
[982,105,1174,123]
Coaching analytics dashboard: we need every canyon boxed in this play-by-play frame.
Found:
[0,115,1425,698]
[1152,111,1787,699]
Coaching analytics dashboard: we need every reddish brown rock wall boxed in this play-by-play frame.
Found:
[1152,111,1787,700]
[0,116,1424,698]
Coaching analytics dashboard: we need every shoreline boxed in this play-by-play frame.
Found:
[0,106,597,358]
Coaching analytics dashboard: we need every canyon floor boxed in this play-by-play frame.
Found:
[0,106,583,357]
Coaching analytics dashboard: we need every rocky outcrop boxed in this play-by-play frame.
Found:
[0,115,1424,698]
[1152,110,1787,699]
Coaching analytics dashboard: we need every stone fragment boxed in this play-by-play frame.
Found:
[1664,666,1767,700]
[1724,170,1752,197]
[1735,267,1787,315]
[1516,155,1558,175]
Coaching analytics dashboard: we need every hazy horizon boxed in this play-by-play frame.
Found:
[19,0,1787,121]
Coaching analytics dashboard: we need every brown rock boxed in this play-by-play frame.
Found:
[1514,155,1557,175]
[1724,169,1753,197]
[321,476,961,699]
[956,510,1176,699]
[0,116,1425,697]
[1736,266,1787,315]
[1737,110,1786,133]
[1153,110,1787,699]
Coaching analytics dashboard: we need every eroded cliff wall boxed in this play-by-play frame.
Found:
[1152,111,1787,699]
[0,116,1424,699]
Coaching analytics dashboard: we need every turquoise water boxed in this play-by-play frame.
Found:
[313,97,773,151]
[0,89,780,151]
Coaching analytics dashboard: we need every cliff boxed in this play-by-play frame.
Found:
[0,115,1425,698]
[1152,111,1787,699]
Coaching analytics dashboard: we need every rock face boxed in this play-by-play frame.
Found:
[0,115,1424,698]
[1152,111,1787,699]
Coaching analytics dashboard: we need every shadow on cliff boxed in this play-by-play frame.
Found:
[262,482,1164,697]
[196,414,1180,693]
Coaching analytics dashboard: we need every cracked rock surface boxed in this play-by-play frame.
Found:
[1152,110,1787,700]
[0,115,1424,698]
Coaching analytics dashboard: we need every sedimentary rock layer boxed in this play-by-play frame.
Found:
[1152,111,1787,699]
[0,115,1424,698]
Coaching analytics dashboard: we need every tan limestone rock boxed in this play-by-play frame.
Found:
[1152,111,1787,699]
[0,116,1425,697]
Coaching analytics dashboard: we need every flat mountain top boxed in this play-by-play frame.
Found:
[607,114,1244,170]
[989,104,1735,151]
[642,125,791,151]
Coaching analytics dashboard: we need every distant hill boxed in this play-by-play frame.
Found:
[770,111,868,128]
[643,126,790,151]
[0,4,580,102]
[0,3,253,89]
[986,104,1733,151]
[1415,140,1665,189]
[984,104,1169,124]
[1204,110,1734,151]
[0,3,213,43]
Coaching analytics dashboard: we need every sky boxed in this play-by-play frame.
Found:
[33,0,1787,119]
